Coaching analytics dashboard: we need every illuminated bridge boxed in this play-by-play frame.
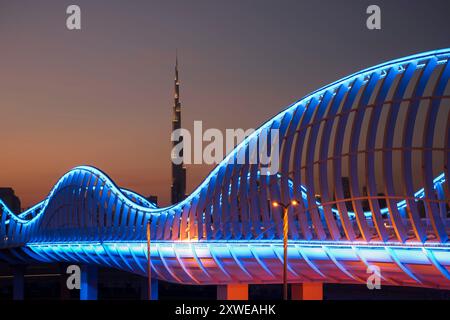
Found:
[1,49,450,298]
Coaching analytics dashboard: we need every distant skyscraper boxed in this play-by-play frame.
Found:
[146,195,158,206]
[0,188,21,214]
[171,54,186,204]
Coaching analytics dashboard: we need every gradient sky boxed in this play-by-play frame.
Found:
[1,0,449,208]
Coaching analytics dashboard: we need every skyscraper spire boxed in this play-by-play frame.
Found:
[175,49,179,82]
[171,52,186,204]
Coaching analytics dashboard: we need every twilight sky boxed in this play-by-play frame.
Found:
[1,0,449,208]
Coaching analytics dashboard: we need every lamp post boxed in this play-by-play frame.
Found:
[272,199,299,300]
[146,220,152,300]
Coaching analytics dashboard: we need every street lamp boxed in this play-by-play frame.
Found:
[146,220,152,300]
[272,199,299,300]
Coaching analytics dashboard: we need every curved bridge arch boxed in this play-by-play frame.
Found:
[1,49,450,288]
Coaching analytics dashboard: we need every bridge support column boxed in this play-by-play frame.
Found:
[291,283,323,300]
[141,277,159,300]
[13,265,25,300]
[217,284,248,300]
[59,263,71,300]
[80,265,98,300]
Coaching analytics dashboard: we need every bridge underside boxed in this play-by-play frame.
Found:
[3,241,449,289]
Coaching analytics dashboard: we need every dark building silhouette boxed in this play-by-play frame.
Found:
[171,54,187,204]
[146,195,158,206]
[341,177,351,198]
[0,188,21,214]
[341,177,352,211]
[362,186,370,212]
[377,192,387,210]
[417,200,427,219]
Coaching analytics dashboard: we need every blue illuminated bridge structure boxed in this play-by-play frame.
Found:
[1,49,450,291]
